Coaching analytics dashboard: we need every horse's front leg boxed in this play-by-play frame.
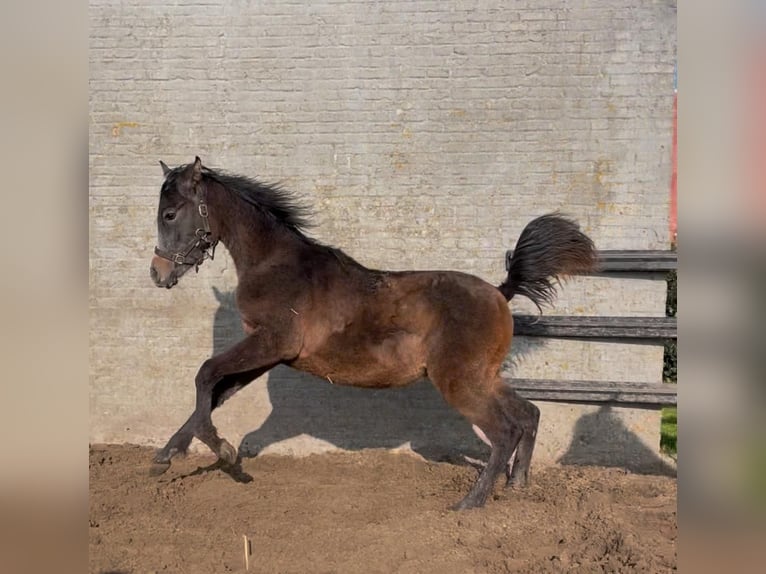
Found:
[149,413,197,475]
[151,370,261,474]
[152,325,294,473]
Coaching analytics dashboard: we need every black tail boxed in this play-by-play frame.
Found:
[498,213,599,310]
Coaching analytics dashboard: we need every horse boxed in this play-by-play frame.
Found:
[149,156,598,510]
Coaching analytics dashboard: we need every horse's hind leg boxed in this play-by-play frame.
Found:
[469,386,541,486]
[430,365,523,509]
[499,386,540,488]
[454,389,522,510]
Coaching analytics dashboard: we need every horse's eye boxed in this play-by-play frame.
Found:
[164,210,177,222]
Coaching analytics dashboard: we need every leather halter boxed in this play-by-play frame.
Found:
[153,200,218,271]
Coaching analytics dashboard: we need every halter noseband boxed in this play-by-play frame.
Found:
[154,200,218,272]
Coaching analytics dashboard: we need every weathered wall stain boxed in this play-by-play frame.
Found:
[111,122,139,137]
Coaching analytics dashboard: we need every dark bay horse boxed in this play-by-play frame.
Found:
[149,157,598,510]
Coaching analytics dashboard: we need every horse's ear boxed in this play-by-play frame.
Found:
[177,157,202,199]
[159,160,171,176]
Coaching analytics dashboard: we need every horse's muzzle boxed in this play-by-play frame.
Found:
[150,255,178,289]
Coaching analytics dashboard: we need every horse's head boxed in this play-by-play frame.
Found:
[150,156,218,288]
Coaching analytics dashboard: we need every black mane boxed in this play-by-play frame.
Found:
[161,163,314,236]
[201,167,314,235]
[162,162,372,272]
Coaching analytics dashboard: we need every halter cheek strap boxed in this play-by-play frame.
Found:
[154,200,218,271]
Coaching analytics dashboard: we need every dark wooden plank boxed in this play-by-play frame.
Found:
[512,315,677,339]
[597,250,677,272]
[502,377,677,405]
[505,249,677,272]
[597,250,676,261]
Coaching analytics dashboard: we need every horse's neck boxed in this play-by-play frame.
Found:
[210,194,301,272]
[206,182,368,281]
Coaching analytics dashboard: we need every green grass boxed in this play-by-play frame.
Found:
[661,261,677,458]
[660,406,677,456]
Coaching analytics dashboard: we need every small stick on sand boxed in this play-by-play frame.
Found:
[243,534,251,570]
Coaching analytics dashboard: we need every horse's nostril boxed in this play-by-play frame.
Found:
[150,265,160,284]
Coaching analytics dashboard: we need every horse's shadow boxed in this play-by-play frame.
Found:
[557,404,677,477]
[211,287,673,476]
[211,287,491,464]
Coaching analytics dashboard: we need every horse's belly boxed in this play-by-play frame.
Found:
[326,368,420,388]
[294,333,426,389]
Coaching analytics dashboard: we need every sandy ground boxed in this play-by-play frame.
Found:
[89,444,676,573]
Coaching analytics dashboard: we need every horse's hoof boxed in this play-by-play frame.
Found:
[505,475,529,489]
[219,440,238,466]
[450,497,484,511]
[153,446,181,465]
[149,462,171,476]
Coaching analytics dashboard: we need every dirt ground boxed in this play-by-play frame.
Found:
[89,444,676,573]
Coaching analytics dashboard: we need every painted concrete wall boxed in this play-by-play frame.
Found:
[89,0,676,469]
